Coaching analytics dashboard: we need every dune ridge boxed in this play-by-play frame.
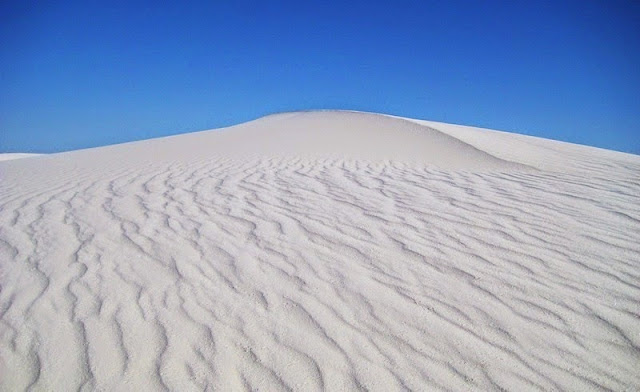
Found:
[1,111,639,391]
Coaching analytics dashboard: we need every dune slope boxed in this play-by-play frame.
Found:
[1,111,639,391]
[0,153,41,162]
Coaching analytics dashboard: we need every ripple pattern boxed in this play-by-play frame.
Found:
[1,156,639,391]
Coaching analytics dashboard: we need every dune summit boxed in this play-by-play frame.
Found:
[1,111,639,391]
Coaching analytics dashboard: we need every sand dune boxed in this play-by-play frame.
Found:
[0,153,41,162]
[1,111,639,391]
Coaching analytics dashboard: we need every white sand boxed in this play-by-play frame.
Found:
[0,153,41,162]
[1,111,638,391]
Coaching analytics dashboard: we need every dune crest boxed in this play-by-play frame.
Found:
[1,111,639,391]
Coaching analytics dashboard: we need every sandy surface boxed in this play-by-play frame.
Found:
[1,111,639,391]
[0,154,41,162]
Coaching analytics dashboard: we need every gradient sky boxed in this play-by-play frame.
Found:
[1,0,639,154]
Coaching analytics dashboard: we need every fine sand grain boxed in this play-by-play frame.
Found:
[1,111,638,391]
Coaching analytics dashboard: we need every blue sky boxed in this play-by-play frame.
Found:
[1,1,639,154]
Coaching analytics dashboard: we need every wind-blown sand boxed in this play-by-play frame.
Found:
[1,111,638,391]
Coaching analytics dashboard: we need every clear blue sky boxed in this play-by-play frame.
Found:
[1,0,639,154]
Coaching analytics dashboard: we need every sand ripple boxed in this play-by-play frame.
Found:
[1,114,639,391]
